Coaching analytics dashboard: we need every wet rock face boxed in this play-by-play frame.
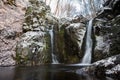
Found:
[93,0,120,61]
[54,16,87,63]
[65,23,86,60]
[15,0,59,65]
[1,0,86,65]
[1,0,119,66]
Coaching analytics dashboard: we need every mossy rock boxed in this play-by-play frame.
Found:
[15,31,51,66]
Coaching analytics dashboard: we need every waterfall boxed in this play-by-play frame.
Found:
[42,0,105,64]
[49,26,59,64]
[82,19,93,64]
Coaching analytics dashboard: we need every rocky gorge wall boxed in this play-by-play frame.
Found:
[54,16,87,63]
[0,0,28,66]
[0,0,120,66]
[0,0,88,65]
[80,1,120,78]
[15,0,60,65]
[93,0,120,61]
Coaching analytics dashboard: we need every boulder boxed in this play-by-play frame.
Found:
[76,54,120,79]
[15,31,51,65]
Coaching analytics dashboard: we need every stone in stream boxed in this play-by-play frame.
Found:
[76,54,120,80]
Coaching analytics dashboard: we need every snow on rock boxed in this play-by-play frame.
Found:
[106,64,120,74]
[94,56,116,67]
[77,54,120,79]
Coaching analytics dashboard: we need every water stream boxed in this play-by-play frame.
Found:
[49,26,59,64]
[82,19,93,64]
[44,0,100,64]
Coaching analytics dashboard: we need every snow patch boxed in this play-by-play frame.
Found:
[94,57,116,67]
[106,64,120,74]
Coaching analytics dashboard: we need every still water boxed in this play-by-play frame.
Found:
[0,64,107,80]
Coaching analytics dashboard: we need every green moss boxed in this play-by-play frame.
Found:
[25,7,33,16]
[14,53,29,65]
[44,32,51,63]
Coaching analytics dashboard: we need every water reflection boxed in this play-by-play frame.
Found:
[0,67,15,80]
[0,64,110,80]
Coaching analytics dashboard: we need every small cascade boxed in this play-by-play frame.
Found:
[49,26,59,64]
[82,19,93,64]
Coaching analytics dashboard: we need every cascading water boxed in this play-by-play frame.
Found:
[49,26,59,64]
[43,0,105,64]
[82,19,93,64]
